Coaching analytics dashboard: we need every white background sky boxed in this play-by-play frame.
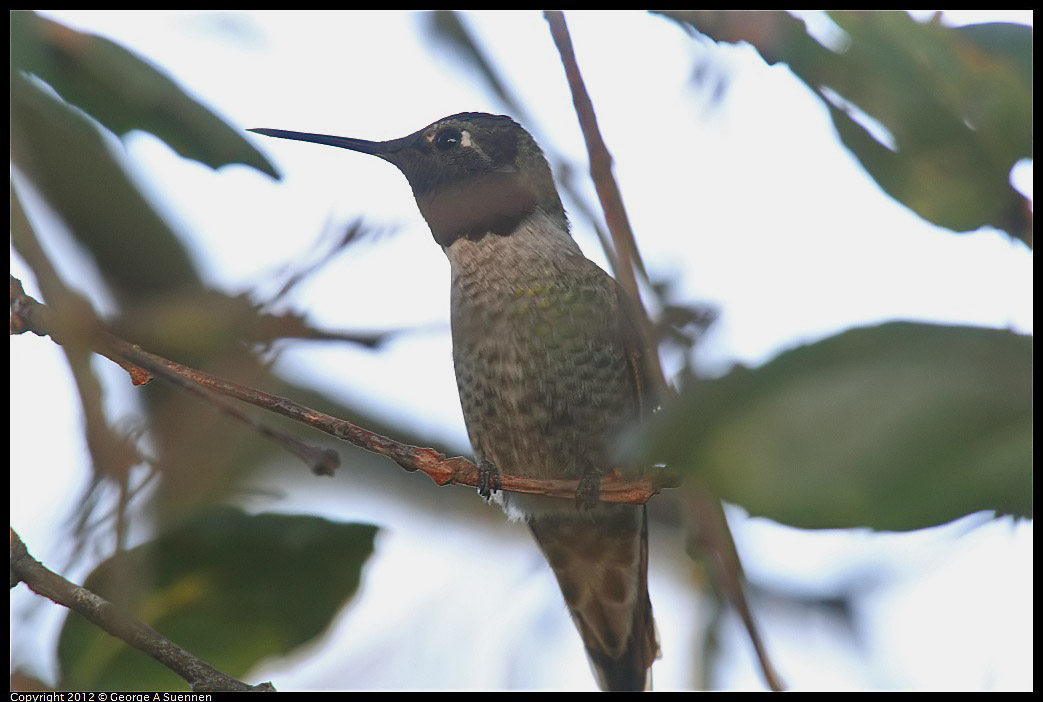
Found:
[11,10,1032,691]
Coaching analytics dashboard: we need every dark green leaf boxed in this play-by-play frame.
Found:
[631,322,1031,531]
[11,10,277,177]
[11,72,202,298]
[656,10,1032,246]
[954,22,1032,88]
[58,508,378,690]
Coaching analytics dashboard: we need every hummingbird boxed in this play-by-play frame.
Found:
[250,113,659,691]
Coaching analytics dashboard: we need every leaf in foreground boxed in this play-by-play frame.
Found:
[631,322,1031,531]
[58,508,378,690]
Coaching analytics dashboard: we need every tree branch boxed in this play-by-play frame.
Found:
[10,528,274,692]
[11,275,676,505]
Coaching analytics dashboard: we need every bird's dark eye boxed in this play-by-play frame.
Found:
[435,128,462,150]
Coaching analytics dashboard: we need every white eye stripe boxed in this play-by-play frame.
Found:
[460,129,473,148]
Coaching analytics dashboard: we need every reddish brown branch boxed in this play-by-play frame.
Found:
[10,276,338,477]
[10,528,274,692]
[11,276,674,505]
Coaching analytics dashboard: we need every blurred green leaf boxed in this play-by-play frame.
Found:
[631,322,1031,531]
[657,10,1032,246]
[954,21,1033,87]
[11,72,202,298]
[11,10,277,177]
[58,508,378,690]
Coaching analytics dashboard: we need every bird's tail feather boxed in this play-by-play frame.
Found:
[528,504,658,691]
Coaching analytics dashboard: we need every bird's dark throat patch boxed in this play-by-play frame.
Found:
[419,171,539,247]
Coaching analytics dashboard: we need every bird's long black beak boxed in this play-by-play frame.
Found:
[247,128,392,156]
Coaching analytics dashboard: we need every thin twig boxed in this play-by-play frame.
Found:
[10,275,339,477]
[544,10,668,395]
[10,528,274,692]
[686,487,786,692]
[543,14,650,313]
[11,276,676,505]
[544,10,785,691]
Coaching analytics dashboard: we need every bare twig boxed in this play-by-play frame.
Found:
[544,10,667,394]
[685,486,786,692]
[10,276,339,477]
[544,11,785,691]
[11,276,676,505]
[543,14,649,306]
[10,528,274,692]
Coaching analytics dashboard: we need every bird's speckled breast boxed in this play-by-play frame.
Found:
[444,211,638,505]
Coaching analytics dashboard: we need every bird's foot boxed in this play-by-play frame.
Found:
[575,471,602,512]
[477,459,501,499]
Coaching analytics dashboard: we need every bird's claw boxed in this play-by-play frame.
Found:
[477,459,501,499]
[575,471,602,512]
